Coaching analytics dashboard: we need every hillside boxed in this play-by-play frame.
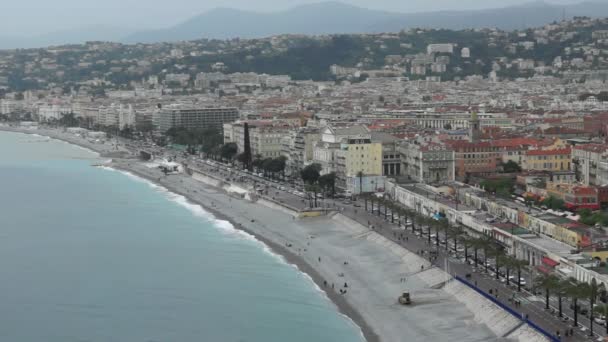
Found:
[124,1,608,44]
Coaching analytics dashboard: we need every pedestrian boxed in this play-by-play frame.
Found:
[318,257,321,262]
[344,282,348,288]
[421,265,424,271]
[323,280,327,287]
[332,283,334,289]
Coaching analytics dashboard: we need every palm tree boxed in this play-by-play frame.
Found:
[427,217,435,245]
[356,171,364,194]
[535,273,561,310]
[461,236,472,263]
[480,235,496,273]
[450,225,465,253]
[438,218,449,250]
[395,206,403,227]
[493,248,506,281]
[564,278,588,328]
[469,237,484,268]
[588,279,599,336]
[511,258,529,292]
[593,300,608,334]
[501,255,515,286]
[383,197,389,221]
[555,278,571,318]
[376,197,383,217]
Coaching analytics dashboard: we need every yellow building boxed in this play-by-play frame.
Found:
[336,136,383,193]
[523,147,572,172]
[343,140,382,177]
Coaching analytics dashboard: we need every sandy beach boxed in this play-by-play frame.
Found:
[1,125,534,342]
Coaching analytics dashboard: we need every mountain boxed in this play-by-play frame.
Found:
[0,26,133,50]
[123,2,402,43]
[124,1,608,44]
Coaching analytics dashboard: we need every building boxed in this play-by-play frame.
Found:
[224,121,291,159]
[523,148,571,172]
[427,44,454,55]
[335,136,384,194]
[468,112,481,143]
[371,132,401,177]
[572,144,608,186]
[313,126,370,175]
[154,106,238,132]
[283,127,321,177]
[446,140,500,181]
[564,186,600,211]
[399,140,455,183]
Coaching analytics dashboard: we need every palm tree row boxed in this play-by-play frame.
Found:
[360,193,533,292]
[359,193,608,335]
[535,275,605,336]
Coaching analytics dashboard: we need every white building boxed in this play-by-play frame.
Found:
[427,44,454,55]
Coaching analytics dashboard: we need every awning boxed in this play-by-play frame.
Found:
[537,265,552,274]
[542,256,559,268]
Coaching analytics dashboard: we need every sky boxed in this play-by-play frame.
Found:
[3,0,584,36]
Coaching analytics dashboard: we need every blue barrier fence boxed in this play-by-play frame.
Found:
[454,275,559,342]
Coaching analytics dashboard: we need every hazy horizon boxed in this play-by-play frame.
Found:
[4,0,583,37]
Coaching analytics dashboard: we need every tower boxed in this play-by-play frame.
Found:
[468,111,481,143]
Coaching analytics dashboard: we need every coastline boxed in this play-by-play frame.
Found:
[0,126,376,342]
[1,126,529,342]
[111,163,377,342]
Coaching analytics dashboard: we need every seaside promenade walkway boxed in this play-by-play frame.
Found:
[336,202,604,342]
[188,162,601,342]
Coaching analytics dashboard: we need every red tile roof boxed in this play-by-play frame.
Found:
[525,148,571,156]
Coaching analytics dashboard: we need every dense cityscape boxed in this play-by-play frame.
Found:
[5,9,608,342]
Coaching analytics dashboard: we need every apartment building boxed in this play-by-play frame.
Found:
[154,106,238,132]
[523,148,571,172]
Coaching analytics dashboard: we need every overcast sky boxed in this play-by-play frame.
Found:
[3,0,583,36]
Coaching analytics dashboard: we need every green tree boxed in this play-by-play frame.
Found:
[535,274,561,311]
[318,172,337,196]
[220,143,238,161]
[300,163,322,185]
[502,160,522,173]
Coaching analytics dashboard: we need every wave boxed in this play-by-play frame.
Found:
[98,166,279,258]
[96,165,365,340]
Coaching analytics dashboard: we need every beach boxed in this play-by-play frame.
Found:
[1,125,535,342]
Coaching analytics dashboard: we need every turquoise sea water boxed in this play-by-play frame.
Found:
[0,132,363,342]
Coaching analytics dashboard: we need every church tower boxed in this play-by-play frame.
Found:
[468,111,481,143]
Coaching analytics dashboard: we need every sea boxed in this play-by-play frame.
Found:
[0,131,364,342]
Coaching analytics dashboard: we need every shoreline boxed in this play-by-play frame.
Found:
[2,126,532,342]
[111,163,378,342]
[0,126,377,342]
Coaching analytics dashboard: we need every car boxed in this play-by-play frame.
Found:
[344,200,352,205]
[595,316,607,326]
[353,203,361,207]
